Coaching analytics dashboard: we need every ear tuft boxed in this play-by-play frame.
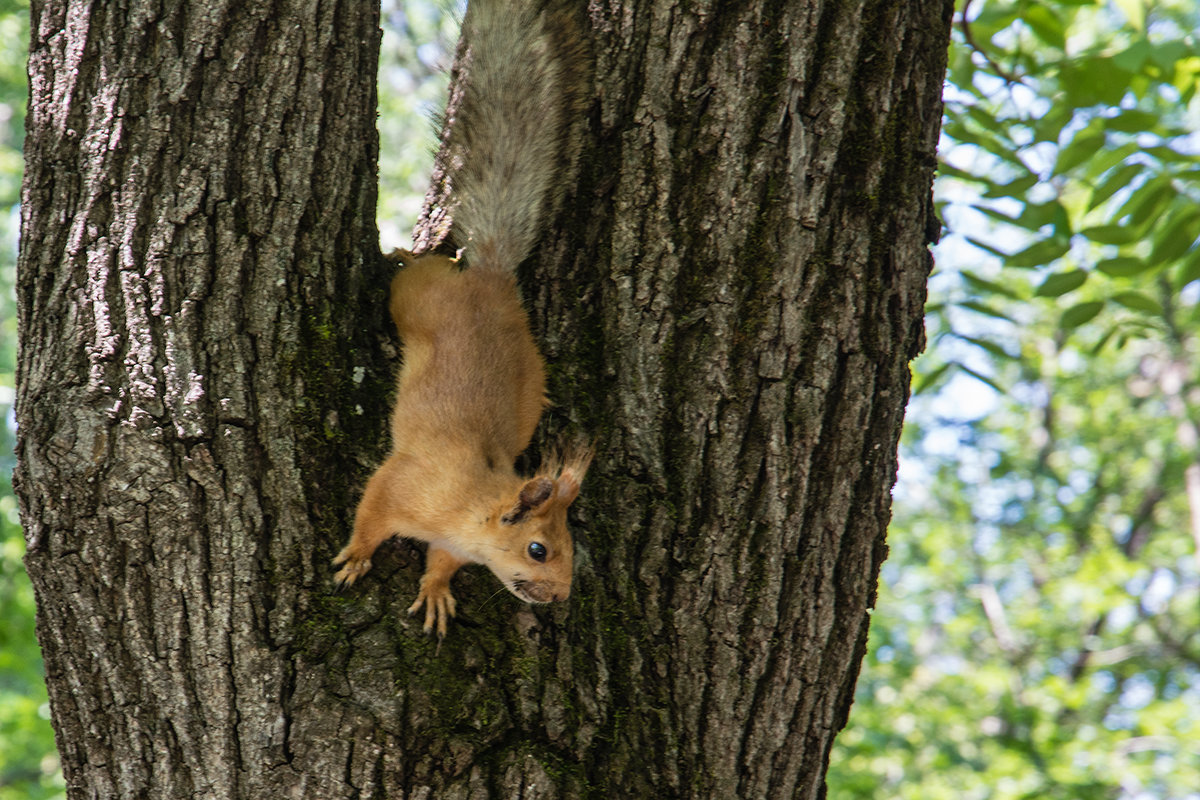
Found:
[555,445,594,505]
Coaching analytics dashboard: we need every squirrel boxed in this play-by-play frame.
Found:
[333,0,592,637]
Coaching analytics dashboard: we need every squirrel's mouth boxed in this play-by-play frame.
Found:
[511,579,569,604]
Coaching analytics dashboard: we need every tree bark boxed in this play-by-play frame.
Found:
[17,0,952,798]
[17,0,390,796]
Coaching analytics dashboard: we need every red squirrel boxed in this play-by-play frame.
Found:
[333,0,591,637]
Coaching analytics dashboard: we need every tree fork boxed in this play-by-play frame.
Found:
[16,0,953,797]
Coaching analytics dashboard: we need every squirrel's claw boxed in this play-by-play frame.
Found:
[408,581,457,638]
[332,549,372,589]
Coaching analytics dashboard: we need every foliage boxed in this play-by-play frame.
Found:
[0,474,58,800]
[831,0,1200,797]
[377,0,460,247]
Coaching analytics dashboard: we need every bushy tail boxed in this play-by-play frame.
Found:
[446,0,589,272]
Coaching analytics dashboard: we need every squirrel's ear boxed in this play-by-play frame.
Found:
[501,477,554,525]
[386,247,417,267]
[555,447,594,506]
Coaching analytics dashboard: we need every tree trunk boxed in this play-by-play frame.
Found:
[17,0,390,796]
[17,0,952,798]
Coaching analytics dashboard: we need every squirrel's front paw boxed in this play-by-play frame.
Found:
[332,547,372,589]
[407,579,457,637]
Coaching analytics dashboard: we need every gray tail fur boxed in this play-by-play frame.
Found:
[445,0,589,272]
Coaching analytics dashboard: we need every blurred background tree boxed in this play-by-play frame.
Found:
[0,1,62,798]
[830,0,1200,798]
[1,0,1196,797]
[376,0,458,249]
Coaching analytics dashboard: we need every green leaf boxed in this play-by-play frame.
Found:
[1030,103,1073,144]
[1056,133,1106,175]
[1082,141,1139,179]
[1142,144,1196,163]
[1061,301,1106,329]
[1006,237,1070,268]
[956,363,1004,393]
[946,123,1028,169]
[937,161,988,183]
[958,334,1017,360]
[959,300,1015,321]
[965,237,1011,260]
[1021,5,1066,50]
[1148,208,1200,265]
[1016,201,1071,234]
[1090,324,1121,355]
[1118,176,1174,227]
[1164,167,1200,184]
[1080,225,1139,245]
[1035,270,1088,297]
[1149,40,1188,73]
[961,269,1022,299]
[913,361,953,395]
[1111,291,1162,314]
[1060,57,1130,106]
[1104,109,1160,134]
[982,173,1040,200]
[1088,163,1144,211]
[1175,248,1200,288]
[973,205,1026,229]
[947,45,977,92]
[971,3,1019,32]
[1095,257,1152,278]
[964,104,1011,136]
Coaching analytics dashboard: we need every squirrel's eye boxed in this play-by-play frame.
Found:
[528,542,547,562]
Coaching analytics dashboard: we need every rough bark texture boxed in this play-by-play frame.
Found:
[17,0,390,796]
[17,0,952,798]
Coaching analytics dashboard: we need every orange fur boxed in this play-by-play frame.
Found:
[335,0,591,635]
[333,253,591,636]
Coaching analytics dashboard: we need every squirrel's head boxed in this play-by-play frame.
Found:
[485,448,592,604]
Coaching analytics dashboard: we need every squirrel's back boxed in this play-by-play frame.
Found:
[388,254,547,461]
[446,0,589,272]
